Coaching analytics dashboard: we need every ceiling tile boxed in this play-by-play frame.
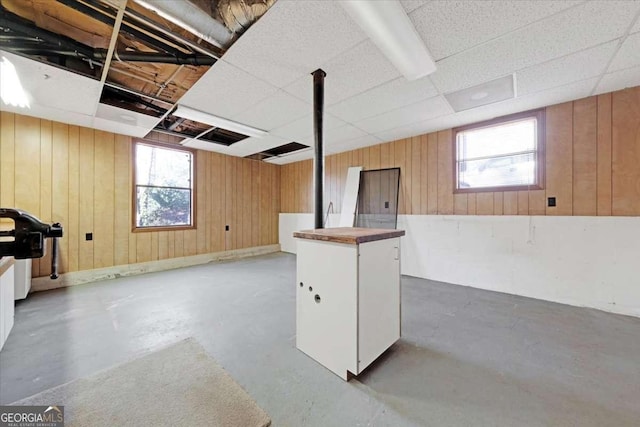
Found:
[283,40,400,106]
[221,0,367,89]
[374,78,599,143]
[327,76,439,123]
[178,60,278,119]
[0,102,94,129]
[1,50,101,116]
[93,104,161,137]
[608,32,640,72]
[223,134,291,157]
[595,66,640,95]
[401,0,430,14]
[322,124,368,146]
[409,1,583,60]
[353,96,452,134]
[325,135,384,155]
[264,148,313,164]
[296,123,369,147]
[446,75,514,112]
[92,118,152,138]
[430,1,638,94]
[480,78,598,121]
[270,112,347,142]
[517,41,618,96]
[181,138,231,154]
[231,90,311,131]
[374,119,442,143]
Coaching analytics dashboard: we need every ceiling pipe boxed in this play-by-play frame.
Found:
[0,6,95,58]
[8,46,216,65]
[132,0,233,49]
[53,0,221,59]
[121,7,220,59]
[55,0,184,56]
[2,3,217,68]
[111,51,215,65]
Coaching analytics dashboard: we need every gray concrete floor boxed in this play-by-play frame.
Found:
[1,252,639,426]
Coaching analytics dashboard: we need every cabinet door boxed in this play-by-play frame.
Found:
[1,265,15,350]
[358,238,401,373]
[296,239,358,379]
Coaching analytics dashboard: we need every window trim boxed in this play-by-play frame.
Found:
[131,139,197,233]
[452,108,545,194]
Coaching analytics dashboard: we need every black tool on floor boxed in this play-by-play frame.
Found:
[0,208,63,279]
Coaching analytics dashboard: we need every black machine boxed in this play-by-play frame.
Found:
[0,208,63,279]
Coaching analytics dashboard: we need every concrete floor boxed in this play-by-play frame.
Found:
[1,252,639,426]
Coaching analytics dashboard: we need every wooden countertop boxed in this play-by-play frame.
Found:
[293,227,405,245]
[0,256,14,276]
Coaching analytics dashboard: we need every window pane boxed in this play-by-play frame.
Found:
[458,152,536,188]
[136,144,191,188]
[457,118,537,160]
[136,186,191,227]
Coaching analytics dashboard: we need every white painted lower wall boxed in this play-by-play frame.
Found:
[280,213,640,318]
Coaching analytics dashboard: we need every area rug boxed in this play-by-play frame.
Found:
[11,338,271,427]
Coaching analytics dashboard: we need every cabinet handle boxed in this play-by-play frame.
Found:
[394,246,399,260]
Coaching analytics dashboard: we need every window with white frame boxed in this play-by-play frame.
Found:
[133,141,195,230]
[454,109,545,192]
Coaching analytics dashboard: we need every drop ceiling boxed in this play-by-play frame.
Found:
[2,0,640,163]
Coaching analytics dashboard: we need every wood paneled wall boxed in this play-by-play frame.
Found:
[0,112,280,278]
[281,87,640,217]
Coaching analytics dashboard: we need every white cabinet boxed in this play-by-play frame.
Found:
[295,227,404,380]
[14,258,32,300]
[0,258,15,351]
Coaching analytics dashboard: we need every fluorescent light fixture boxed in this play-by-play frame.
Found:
[340,0,436,81]
[173,105,268,138]
[0,56,30,108]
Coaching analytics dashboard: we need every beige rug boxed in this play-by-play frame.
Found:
[12,338,271,427]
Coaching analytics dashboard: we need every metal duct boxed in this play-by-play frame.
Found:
[217,0,275,35]
[133,0,233,49]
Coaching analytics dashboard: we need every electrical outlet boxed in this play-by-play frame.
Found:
[85,233,93,241]
[548,197,556,207]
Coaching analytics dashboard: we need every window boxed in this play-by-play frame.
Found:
[133,141,195,230]
[454,109,545,192]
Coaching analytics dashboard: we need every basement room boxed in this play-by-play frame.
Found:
[1,0,639,426]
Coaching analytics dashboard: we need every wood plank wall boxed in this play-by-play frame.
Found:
[281,87,640,217]
[0,113,280,278]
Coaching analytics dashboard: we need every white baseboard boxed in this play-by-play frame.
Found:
[31,244,281,292]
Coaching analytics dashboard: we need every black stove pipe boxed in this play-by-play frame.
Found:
[312,69,326,229]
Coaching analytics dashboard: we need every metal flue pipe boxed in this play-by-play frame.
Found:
[312,69,326,229]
